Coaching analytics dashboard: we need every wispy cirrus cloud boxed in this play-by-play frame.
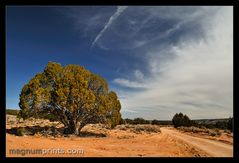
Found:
[63,6,233,120]
[93,6,216,51]
[91,6,128,48]
[111,7,233,120]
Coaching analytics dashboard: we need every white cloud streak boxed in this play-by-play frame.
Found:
[91,6,128,48]
[113,78,146,89]
[134,70,144,80]
[113,7,233,120]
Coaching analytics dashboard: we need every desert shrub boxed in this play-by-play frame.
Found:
[227,117,233,132]
[134,125,161,133]
[155,121,173,126]
[201,126,207,130]
[115,125,127,130]
[124,118,151,125]
[16,127,25,136]
[209,131,217,136]
[6,109,19,116]
[194,118,233,131]
[151,119,161,125]
[215,121,228,130]
[178,126,199,133]
[172,113,191,128]
[224,129,231,134]
[116,124,160,134]
[119,118,126,125]
[133,125,161,133]
[202,123,214,129]
[132,118,150,124]
[178,126,221,136]
[124,118,134,124]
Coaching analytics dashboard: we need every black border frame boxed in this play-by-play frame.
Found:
[1,0,238,161]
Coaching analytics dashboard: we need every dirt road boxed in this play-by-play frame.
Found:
[160,127,233,157]
[6,126,233,157]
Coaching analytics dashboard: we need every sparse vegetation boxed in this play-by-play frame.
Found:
[132,118,150,124]
[227,117,233,132]
[133,125,161,133]
[115,124,161,134]
[177,126,222,137]
[6,114,233,157]
[151,119,161,125]
[124,118,150,125]
[6,109,19,116]
[171,113,233,132]
[191,118,233,132]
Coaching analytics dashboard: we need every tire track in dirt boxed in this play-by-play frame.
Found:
[160,127,233,157]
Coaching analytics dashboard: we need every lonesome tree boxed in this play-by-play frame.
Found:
[19,62,122,135]
[172,112,191,128]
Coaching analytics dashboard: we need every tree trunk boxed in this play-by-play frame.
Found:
[63,120,76,134]
[78,122,87,134]
[63,119,89,135]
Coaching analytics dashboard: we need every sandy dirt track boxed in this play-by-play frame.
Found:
[161,128,233,157]
[6,127,233,157]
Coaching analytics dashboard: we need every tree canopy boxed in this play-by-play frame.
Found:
[172,112,191,128]
[19,62,122,134]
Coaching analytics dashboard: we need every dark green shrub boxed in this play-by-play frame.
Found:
[16,127,25,136]
[6,109,19,116]
[151,119,160,125]
[125,118,133,124]
[132,118,150,124]
[172,112,191,128]
[227,117,233,132]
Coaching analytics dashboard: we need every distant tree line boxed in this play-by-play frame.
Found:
[172,112,233,132]
[7,108,232,132]
[6,109,19,116]
[6,109,59,122]
[122,118,172,125]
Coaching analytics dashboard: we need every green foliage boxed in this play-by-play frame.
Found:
[104,91,122,128]
[118,118,126,125]
[178,126,221,136]
[124,118,150,125]
[172,112,191,128]
[151,119,160,125]
[227,117,233,132]
[36,112,59,122]
[6,109,19,116]
[215,121,228,129]
[132,118,150,124]
[191,118,233,131]
[124,118,133,124]
[16,127,25,136]
[19,62,121,134]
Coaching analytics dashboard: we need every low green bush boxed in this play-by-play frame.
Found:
[16,127,25,136]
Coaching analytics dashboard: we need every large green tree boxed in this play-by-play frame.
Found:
[19,62,122,135]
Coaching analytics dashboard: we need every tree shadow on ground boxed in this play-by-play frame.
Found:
[6,126,107,138]
[78,131,107,138]
[6,126,64,136]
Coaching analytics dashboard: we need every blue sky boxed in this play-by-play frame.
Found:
[6,6,233,120]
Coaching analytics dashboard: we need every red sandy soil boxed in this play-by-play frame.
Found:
[6,115,233,157]
[6,127,233,157]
